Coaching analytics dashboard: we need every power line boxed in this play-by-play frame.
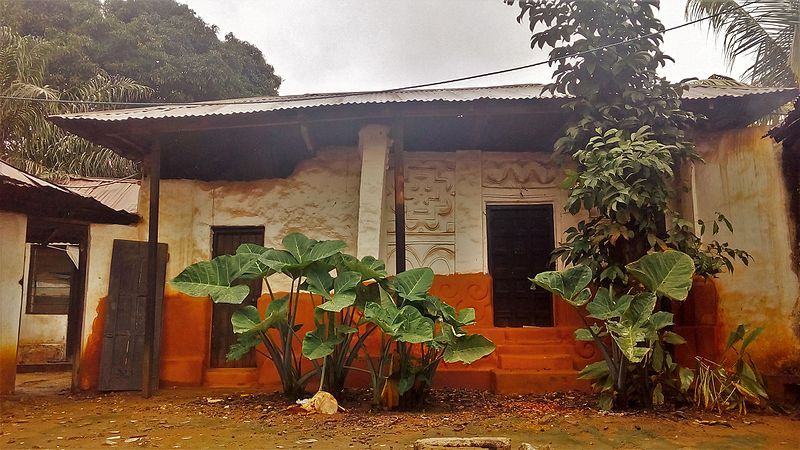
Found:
[0,1,756,109]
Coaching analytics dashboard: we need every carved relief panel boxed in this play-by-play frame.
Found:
[481,152,560,189]
[385,154,456,274]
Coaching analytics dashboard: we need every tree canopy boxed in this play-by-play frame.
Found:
[0,0,282,102]
[1,26,150,178]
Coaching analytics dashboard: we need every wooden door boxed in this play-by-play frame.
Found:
[487,205,555,327]
[210,227,264,368]
[99,240,167,391]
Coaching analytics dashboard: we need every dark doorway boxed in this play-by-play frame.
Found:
[487,205,555,327]
[21,220,89,391]
[98,240,168,391]
[210,226,264,368]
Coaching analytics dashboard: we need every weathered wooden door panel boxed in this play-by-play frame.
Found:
[210,227,264,368]
[99,240,167,391]
[487,205,555,327]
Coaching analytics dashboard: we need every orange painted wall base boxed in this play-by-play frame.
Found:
[79,273,722,395]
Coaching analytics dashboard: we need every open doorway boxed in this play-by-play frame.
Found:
[15,219,88,394]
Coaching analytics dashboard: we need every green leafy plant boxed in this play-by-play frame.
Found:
[362,267,495,409]
[172,232,495,405]
[694,324,768,414]
[533,250,696,409]
[172,233,348,396]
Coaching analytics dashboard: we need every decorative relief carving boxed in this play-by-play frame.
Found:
[386,157,455,234]
[385,240,455,275]
[482,154,560,188]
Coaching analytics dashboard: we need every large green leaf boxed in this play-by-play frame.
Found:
[532,265,592,306]
[258,249,300,274]
[302,326,343,360]
[363,301,401,334]
[625,250,695,301]
[623,293,657,327]
[317,271,361,312]
[317,291,357,312]
[226,332,261,361]
[394,267,434,301]
[306,239,347,262]
[606,320,650,363]
[578,360,610,380]
[394,306,435,343]
[171,254,259,304]
[235,243,274,277]
[443,334,496,364]
[334,271,362,293]
[230,297,289,334]
[586,288,632,320]
[305,265,334,300]
[282,233,316,262]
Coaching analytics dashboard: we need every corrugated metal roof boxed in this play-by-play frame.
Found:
[0,160,138,224]
[0,160,77,193]
[63,176,140,214]
[51,83,797,123]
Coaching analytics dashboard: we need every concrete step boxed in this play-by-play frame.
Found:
[491,369,591,394]
[497,353,574,370]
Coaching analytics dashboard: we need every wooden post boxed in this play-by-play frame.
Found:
[142,141,161,398]
[393,122,406,273]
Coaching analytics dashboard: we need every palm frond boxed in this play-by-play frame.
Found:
[686,0,799,87]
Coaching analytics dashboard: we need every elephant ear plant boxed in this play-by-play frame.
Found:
[533,250,696,410]
[171,233,348,396]
[171,232,495,407]
[362,267,495,409]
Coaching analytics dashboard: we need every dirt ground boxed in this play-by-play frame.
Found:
[2,372,799,449]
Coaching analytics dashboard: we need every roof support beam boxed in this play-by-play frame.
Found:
[142,141,161,398]
[392,121,406,273]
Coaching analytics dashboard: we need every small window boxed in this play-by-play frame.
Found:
[26,245,75,315]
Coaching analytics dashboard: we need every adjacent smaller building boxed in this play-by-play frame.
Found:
[0,161,137,394]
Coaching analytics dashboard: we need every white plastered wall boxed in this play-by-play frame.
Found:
[135,146,362,293]
[0,212,27,393]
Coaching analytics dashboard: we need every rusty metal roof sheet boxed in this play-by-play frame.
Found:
[0,160,76,192]
[51,83,796,123]
[63,176,140,214]
[0,160,138,224]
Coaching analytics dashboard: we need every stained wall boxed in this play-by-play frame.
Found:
[694,125,800,373]
[0,212,27,394]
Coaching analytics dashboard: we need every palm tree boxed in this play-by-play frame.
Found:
[686,0,799,87]
[1,26,152,179]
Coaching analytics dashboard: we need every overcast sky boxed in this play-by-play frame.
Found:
[181,0,750,96]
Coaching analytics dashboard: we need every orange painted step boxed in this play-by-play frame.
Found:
[501,327,567,342]
[491,369,591,394]
[495,343,574,355]
[204,368,259,387]
[497,353,574,370]
[435,368,493,390]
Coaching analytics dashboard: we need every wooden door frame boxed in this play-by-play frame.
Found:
[484,202,558,328]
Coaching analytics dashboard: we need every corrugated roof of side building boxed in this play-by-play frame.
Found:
[63,176,140,214]
[0,160,138,224]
